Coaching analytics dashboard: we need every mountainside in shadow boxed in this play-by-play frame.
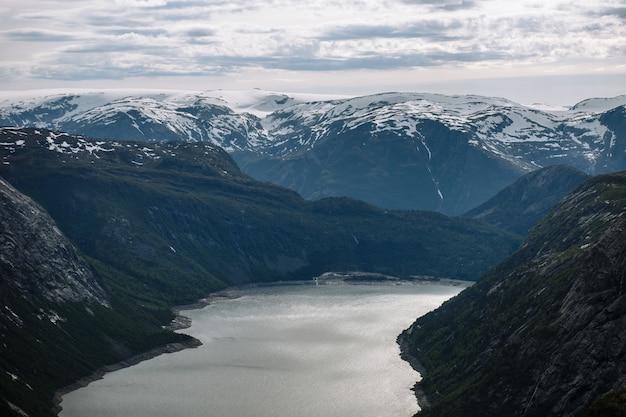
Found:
[401,171,626,417]
[0,127,519,288]
[0,127,521,416]
[0,177,108,306]
[0,177,195,417]
[464,165,590,235]
[2,91,626,214]
[236,117,528,215]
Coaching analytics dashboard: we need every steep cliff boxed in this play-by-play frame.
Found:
[0,172,199,416]
[402,171,626,417]
[0,177,108,306]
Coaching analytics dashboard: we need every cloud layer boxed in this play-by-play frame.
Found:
[2,0,625,100]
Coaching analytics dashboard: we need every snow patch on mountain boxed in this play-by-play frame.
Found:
[1,89,625,177]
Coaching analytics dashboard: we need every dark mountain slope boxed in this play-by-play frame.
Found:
[401,171,626,417]
[464,165,590,235]
[0,177,108,306]
[0,128,520,296]
[0,177,194,417]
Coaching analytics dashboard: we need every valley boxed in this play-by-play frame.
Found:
[0,89,625,417]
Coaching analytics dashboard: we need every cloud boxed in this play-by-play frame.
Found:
[113,0,168,7]
[400,0,478,11]
[3,29,78,42]
[184,27,216,38]
[1,0,625,97]
[320,20,465,43]
[596,5,626,19]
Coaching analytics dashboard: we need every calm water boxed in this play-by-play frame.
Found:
[59,282,463,417]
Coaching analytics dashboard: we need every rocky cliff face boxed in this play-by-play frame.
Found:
[403,171,626,417]
[0,177,108,306]
[0,162,197,417]
[0,177,115,417]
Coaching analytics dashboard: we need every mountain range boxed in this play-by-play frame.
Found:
[2,90,625,214]
[1,88,625,417]
[0,126,520,417]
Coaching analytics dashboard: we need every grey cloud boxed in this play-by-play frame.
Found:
[102,28,170,37]
[597,6,626,19]
[3,29,77,42]
[61,38,173,55]
[20,41,522,84]
[29,64,203,81]
[399,0,478,11]
[185,27,216,38]
[148,0,264,16]
[236,27,281,35]
[437,1,478,12]
[147,0,209,9]
[321,20,464,42]
[195,47,511,73]
[85,15,148,29]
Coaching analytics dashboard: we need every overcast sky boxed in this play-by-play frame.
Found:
[2,0,625,105]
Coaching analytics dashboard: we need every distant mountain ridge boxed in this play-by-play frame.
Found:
[464,165,591,235]
[2,90,625,214]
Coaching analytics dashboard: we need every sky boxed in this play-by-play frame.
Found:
[1,0,626,105]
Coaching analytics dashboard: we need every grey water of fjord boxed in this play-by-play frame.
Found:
[59,282,463,417]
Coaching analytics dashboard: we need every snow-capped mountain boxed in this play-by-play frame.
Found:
[0,90,270,151]
[258,92,624,169]
[243,92,626,213]
[1,89,625,214]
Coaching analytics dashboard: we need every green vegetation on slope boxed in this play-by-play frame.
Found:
[1,130,521,300]
[464,165,590,235]
[402,171,626,417]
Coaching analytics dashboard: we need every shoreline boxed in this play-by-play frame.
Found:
[52,275,470,415]
[397,332,432,411]
[52,290,242,415]
[395,278,471,413]
[52,337,202,414]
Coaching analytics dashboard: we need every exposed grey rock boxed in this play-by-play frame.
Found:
[0,177,109,306]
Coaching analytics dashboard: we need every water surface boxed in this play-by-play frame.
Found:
[60,282,463,417]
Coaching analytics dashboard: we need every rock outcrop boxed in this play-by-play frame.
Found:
[0,177,108,306]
